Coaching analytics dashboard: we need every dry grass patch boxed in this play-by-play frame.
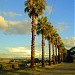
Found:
[45,64,62,69]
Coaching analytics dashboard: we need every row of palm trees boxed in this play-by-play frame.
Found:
[36,16,65,66]
[24,0,65,68]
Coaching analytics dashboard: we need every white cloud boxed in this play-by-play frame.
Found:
[63,37,75,49]
[56,22,70,32]
[0,47,31,58]
[8,47,26,53]
[0,16,31,34]
[0,12,22,18]
[8,47,31,58]
[0,46,42,58]
[7,21,20,26]
[46,5,53,16]
[0,16,8,28]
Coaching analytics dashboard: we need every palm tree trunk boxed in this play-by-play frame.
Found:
[61,51,63,62]
[42,34,45,67]
[49,40,51,65]
[31,15,36,68]
[58,47,61,63]
[52,42,55,65]
[55,45,58,64]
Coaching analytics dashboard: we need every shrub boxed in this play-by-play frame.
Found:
[2,64,12,71]
[0,64,2,70]
[19,63,25,69]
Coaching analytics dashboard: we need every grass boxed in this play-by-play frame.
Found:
[0,63,75,75]
[0,63,50,75]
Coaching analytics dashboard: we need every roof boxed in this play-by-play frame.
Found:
[70,46,75,52]
[71,54,75,58]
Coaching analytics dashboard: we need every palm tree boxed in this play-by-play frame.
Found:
[51,28,57,65]
[57,39,63,63]
[60,42,64,62]
[54,33,61,64]
[45,22,54,65]
[36,16,48,67]
[24,0,46,68]
[63,48,67,62]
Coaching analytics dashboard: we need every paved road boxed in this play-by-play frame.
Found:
[32,63,75,75]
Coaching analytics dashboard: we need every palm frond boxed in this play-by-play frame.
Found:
[24,0,47,18]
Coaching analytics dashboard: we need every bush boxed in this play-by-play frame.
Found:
[19,63,25,69]
[2,64,12,71]
[12,63,19,69]
[35,58,40,63]
[0,64,2,70]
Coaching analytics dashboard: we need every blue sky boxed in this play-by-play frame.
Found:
[0,0,74,58]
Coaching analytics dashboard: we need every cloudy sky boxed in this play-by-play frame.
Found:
[0,0,74,58]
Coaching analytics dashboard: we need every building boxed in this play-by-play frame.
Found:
[67,47,75,62]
